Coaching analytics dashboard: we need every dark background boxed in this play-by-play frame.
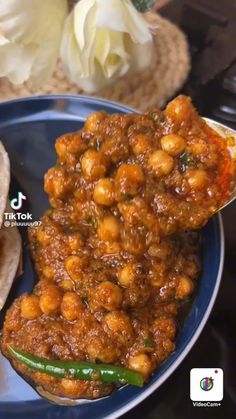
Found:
[122,1,236,418]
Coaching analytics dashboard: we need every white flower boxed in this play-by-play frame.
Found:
[0,0,68,85]
[60,0,153,93]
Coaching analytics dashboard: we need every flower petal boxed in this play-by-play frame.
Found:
[0,0,67,43]
[60,13,81,78]
[0,43,36,84]
[122,0,153,43]
[0,32,9,45]
[96,0,152,44]
[95,30,129,78]
[73,0,96,50]
[0,0,68,85]
[60,0,153,93]
[79,4,97,77]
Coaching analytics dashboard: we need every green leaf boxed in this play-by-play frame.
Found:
[132,0,156,13]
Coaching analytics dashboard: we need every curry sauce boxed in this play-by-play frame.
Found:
[1,95,233,399]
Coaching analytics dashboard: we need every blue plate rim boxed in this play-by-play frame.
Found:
[109,213,224,419]
[0,93,138,114]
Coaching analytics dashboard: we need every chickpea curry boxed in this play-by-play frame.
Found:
[1,95,234,400]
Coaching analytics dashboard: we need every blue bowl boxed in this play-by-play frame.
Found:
[0,95,224,419]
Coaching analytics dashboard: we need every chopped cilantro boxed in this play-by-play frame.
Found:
[179,152,197,172]
[82,296,88,304]
[139,126,149,133]
[149,111,165,123]
[86,215,95,227]
[122,192,133,200]
[159,113,166,122]
[148,111,159,121]
[144,338,154,347]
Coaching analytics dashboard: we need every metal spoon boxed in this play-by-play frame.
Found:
[204,117,236,211]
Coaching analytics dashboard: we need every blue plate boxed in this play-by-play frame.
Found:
[0,95,224,419]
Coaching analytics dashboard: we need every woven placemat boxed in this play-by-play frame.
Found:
[0,14,190,111]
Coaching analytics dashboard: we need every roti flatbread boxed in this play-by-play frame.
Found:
[0,214,22,310]
[0,141,10,228]
[0,141,22,309]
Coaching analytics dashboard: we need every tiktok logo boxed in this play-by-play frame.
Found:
[10,192,27,210]
[4,192,37,227]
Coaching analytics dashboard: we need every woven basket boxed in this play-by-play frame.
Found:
[0,13,190,111]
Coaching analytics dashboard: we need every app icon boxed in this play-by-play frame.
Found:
[190,368,223,401]
[10,192,26,210]
[200,377,214,391]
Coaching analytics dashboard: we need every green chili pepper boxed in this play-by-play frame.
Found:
[8,345,143,387]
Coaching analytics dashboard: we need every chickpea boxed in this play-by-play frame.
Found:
[116,163,144,185]
[118,263,137,287]
[150,276,165,287]
[81,149,106,181]
[84,111,106,131]
[61,378,84,397]
[68,234,83,251]
[115,163,144,197]
[55,133,85,160]
[104,241,121,254]
[149,261,166,286]
[44,167,73,199]
[128,353,152,378]
[90,281,122,311]
[165,95,194,124]
[104,311,134,345]
[21,294,42,320]
[97,215,120,242]
[59,279,74,291]
[148,150,174,176]
[189,141,207,156]
[39,285,62,315]
[64,255,85,281]
[175,275,194,299]
[42,266,54,280]
[34,371,56,385]
[131,134,150,155]
[93,178,114,206]
[161,134,186,155]
[186,169,208,190]
[36,228,50,245]
[61,292,83,321]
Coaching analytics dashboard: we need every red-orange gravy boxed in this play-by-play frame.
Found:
[1,95,234,400]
